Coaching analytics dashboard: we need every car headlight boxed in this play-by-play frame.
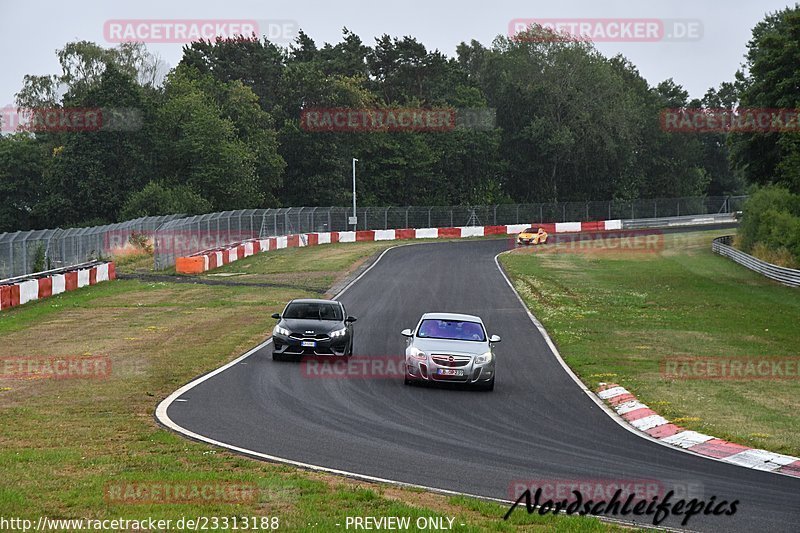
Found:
[407,347,427,360]
[273,325,290,336]
[330,328,347,338]
[474,351,493,365]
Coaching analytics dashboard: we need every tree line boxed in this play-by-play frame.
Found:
[0,6,797,233]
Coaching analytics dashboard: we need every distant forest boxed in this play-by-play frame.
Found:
[1,5,798,232]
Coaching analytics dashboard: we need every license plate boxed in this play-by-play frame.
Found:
[437,368,464,376]
[301,341,316,348]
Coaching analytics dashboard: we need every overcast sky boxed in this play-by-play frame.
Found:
[0,0,794,108]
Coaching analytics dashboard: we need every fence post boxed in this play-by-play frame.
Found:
[428,207,432,227]
[405,207,409,229]
[384,208,388,230]
[654,200,657,218]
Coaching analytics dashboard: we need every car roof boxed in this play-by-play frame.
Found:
[420,312,483,323]
[288,298,340,305]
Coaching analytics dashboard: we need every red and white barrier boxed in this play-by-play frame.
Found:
[597,383,800,478]
[0,262,116,312]
[174,220,626,274]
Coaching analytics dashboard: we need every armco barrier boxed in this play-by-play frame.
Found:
[0,261,116,311]
[712,236,800,288]
[623,212,736,229]
[175,220,627,274]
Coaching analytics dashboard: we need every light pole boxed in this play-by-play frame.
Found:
[351,158,358,230]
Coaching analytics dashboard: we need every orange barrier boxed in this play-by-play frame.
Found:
[175,256,206,274]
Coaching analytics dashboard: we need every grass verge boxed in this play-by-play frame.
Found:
[0,240,626,532]
[500,230,800,456]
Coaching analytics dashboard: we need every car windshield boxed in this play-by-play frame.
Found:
[416,319,486,342]
[524,228,536,233]
[283,302,343,321]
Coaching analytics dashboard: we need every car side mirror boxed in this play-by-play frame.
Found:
[345,316,357,323]
[271,313,281,320]
[489,334,501,343]
[401,328,413,337]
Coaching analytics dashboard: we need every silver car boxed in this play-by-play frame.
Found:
[401,312,500,391]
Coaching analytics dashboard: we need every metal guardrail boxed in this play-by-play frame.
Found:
[623,213,738,229]
[0,261,105,286]
[712,236,800,288]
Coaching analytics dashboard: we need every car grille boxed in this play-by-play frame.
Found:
[284,347,336,356]
[289,333,331,341]
[431,354,471,367]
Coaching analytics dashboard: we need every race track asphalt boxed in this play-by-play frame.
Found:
[164,232,800,532]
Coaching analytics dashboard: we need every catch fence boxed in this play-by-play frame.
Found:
[0,196,745,276]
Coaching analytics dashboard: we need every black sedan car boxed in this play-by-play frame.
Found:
[271,299,356,360]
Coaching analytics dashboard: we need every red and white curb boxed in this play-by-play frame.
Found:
[0,262,116,311]
[175,220,624,274]
[597,383,800,477]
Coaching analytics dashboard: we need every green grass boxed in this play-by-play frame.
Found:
[500,230,800,455]
[0,240,626,531]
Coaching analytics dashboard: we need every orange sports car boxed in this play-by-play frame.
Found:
[517,227,548,245]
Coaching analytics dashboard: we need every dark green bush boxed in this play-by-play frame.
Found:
[738,186,800,264]
[120,181,212,220]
